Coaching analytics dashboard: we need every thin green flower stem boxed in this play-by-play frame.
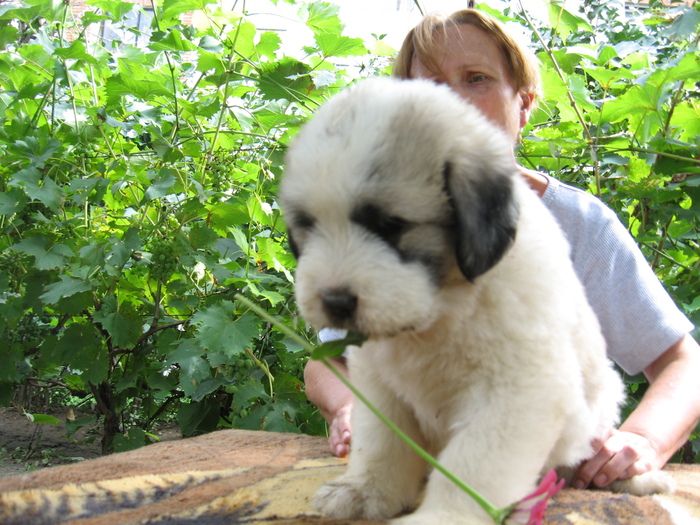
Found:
[319,356,510,524]
[25,60,55,133]
[234,294,508,524]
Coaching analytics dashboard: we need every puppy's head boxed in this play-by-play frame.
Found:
[280,78,519,337]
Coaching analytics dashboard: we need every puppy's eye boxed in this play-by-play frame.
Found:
[352,204,408,247]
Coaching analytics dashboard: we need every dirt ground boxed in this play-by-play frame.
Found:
[0,405,181,479]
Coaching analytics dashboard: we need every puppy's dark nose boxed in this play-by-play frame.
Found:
[321,289,358,323]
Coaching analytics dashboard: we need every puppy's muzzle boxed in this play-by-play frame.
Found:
[321,288,358,325]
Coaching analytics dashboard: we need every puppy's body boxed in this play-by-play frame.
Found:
[280,78,672,524]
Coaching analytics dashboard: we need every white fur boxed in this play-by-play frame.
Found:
[280,78,674,524]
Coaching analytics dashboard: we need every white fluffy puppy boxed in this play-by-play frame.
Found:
[280,78,673,524]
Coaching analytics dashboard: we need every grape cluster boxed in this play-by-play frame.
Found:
[148,237,180,280]
[70,143,101,175]
[232,355,255,381]
[8,314,50,346]
[228,355,256,418]
[207,152,236,193]
[72,142,100,159]
[0,252,23,292]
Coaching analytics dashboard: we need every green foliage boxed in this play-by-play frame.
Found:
[0,0,384,450]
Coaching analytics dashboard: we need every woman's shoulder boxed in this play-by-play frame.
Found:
[534,171,693,373]
[540,174,614,220]
[537,173,625,248]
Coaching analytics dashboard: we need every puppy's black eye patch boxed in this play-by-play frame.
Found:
[294,212,316,230]
[351,204,408,247]
[285,211,315,259]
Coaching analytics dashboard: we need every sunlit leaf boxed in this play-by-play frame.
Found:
[313,33,367,58]
[105,73,172,101]
[86,0,136,21]
[300,1,343,36]
[150,29,199,52]
[547,2,592,40]
[53,40,98,64]
[256,57,314,102]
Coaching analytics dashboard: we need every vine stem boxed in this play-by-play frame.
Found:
[245,346,275,394]
[517,2,592,143]
[516,1,602,195]
[204,3,248,178]
[234,294,510,524]
[662,34,700,138]
[149,0,181,142]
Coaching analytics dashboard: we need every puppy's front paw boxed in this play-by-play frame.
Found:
[608,470,676,496]
[313,476,407,520]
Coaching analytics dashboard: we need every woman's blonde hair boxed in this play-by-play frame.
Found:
[393,9,542,102]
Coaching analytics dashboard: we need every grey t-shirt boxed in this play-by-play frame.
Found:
[541,175,693,374]
[318,176,694,375]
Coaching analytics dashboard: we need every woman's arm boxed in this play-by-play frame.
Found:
[574,333,700,489]
[304,358,354,457]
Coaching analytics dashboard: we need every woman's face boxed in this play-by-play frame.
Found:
[410,23,533,142]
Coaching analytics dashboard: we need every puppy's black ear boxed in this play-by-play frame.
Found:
[443,162,519,282]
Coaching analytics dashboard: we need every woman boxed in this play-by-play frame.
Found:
[304,8,700,492]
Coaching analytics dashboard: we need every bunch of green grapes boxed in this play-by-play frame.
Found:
[0,252,24,292]
[8,314,49,346]
[230,354,255,388]
[207,152,235,193]
[226,354,257,419]
[69,143,101,177]
[148,236,180,281]
[72,142,100,159]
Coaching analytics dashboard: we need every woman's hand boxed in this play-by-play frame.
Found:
[573,429,659,489]
[575,333,700,489]
[328,402,353,457]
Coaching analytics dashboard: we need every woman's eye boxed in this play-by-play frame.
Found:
[464,73,488,84]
